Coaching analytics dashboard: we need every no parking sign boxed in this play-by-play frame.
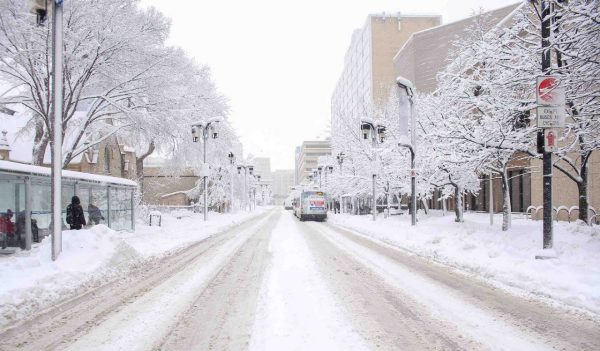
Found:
[536,76,565,128]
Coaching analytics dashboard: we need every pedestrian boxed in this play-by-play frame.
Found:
[66,196,86,230]
[0,209,15,248]
[15,211,40,245]
[87,202,104,225]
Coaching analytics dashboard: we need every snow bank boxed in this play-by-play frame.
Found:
[0,208,267,329]
[328,212,600,316]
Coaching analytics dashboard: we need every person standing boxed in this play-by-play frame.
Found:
[66,196,86,230]
[87,203,104,225]
[0,209,15,248]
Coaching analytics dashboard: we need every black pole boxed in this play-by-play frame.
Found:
[541,0,553,249]
[410,148,416,226]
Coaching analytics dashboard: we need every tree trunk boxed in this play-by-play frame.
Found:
[578,162,589,223]
[500,167,512,231]
[135,141,156,197]
[32,119,48,165]
[454,185,464,223]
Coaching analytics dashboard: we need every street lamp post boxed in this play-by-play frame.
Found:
[30,0,65,260]
[255,174,261,209]
[228,152,235,212]
[337,152,344,214]
[237,164,254,211]
[397,76,417,226]
[51,0,64,260]
[360,120,386,222]
[191,117,222,222]
[317,166,323,189]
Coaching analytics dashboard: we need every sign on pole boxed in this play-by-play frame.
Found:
[536,76,565,128]
[537,106,563,128]
[544,129,558,152]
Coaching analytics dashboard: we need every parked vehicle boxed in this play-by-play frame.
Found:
[293,190,327,221]
[283,197,294,210]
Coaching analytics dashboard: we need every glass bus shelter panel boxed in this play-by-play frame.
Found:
[31,182,52,231]
[77,185,91,219]
[109,187,133,231]
[91,187,108,222]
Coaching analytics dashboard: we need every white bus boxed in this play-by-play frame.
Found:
[293,190,327,221]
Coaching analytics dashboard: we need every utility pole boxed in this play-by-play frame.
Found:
[51,0,64,261]
[541,0,553,250]
[372,174,376,221]
[203,127,208,221]
[489,172,494,226]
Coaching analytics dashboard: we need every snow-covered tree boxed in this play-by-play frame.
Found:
[545,0,600,222]
[430,8,538,230]
[0,0,173,166]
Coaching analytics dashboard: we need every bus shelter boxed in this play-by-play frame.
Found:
[0,160,137,251]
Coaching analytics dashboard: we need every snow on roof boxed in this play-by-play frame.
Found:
[393,2,522,62]
[160,190,190,199]
[0,160,137,187]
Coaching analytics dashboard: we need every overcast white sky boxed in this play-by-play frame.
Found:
[141,0,518,170]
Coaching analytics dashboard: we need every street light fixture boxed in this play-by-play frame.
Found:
[360,119,387,146]
[397,76,417,226]
[191,116,223,222]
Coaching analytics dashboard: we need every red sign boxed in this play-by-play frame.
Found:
[544,129,558,152]
[538,77,558,103]
[546,131,555,147]
[537,76,565,106]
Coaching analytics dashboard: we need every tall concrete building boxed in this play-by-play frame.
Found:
[295,140,331,185]
[393,4,520,93]
[331,13,440,126]
[272,169,295,204]
[252,157,272,180]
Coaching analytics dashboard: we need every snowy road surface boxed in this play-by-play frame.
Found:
[0,209,598,351]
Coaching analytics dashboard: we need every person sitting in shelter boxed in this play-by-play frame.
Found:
[15,211,40,246]
[66,196,86,230]
[87,203,104,225]
[0,209,15,247]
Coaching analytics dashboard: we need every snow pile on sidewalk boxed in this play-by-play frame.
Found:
[329,212,600,316]
[0,208,267,329]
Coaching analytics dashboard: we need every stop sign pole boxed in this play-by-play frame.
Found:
[538,0,554,257]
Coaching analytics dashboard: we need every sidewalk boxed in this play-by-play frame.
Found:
[0,207,269,329]
[328,211,600,317]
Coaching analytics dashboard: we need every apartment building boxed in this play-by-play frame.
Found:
[272,169,295,204]
[252,157,272,180]
[295,140,331,185]
[331,13,440,129]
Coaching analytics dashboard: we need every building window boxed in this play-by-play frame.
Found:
[104,146,111,174]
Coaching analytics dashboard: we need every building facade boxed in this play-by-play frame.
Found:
[295,140,331,185]
[392,3,600,217]
[331,13,440,126]
[253,157,272,180]
[272,169,295,204]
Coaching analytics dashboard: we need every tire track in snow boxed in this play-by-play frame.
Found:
[310,221,600,350]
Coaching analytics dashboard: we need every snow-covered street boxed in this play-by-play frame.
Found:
[1,208,598,351]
